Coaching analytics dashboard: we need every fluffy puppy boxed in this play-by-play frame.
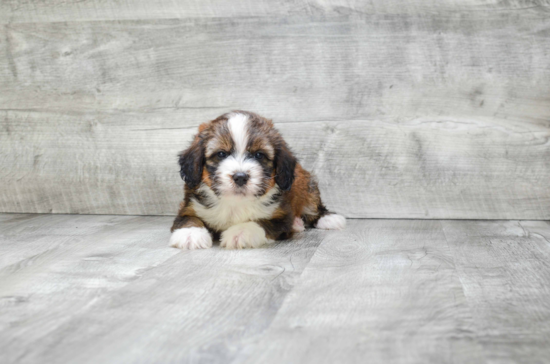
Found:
[170,110,345,250]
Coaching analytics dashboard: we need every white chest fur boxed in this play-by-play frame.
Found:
[192,185,280,231]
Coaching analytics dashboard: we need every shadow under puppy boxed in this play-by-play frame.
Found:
[170,110,345,249]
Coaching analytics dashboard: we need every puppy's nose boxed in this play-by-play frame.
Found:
[232,172,249,187]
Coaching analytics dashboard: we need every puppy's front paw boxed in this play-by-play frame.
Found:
[221,222,268,249]
[169,227,213,250]
[316,214,346,230]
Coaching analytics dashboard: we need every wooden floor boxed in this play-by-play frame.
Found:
[1,214,549,364]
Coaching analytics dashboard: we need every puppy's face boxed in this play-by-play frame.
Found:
[179,111,296,198]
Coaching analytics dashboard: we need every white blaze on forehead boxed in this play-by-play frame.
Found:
[227,113,249,155]
[215,112,265,197]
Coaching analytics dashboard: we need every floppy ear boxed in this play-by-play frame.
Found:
[275,144,297,191]
[178,134,204,189]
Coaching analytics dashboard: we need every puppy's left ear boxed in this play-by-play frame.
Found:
[178,134,205,189]
[275,144,297,191]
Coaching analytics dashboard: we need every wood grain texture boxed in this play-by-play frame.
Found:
[442,220,550,364]
[1,11,550,218]
[1,0,549,23]
[236,220,485,364]
[2,215,550,363]
[0,213,324,364]
[0,213,137,270]
[1,113,549,218]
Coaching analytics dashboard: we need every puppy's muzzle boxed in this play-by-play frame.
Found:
[232,172,249,187]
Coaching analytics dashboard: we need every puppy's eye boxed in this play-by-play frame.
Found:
[217,151,228,159]
[254,152,265,160]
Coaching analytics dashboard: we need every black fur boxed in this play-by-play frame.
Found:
[303,202,329,227]
[274,145,296,191]
[178,136,204,189]
[170,215,204,232]
[257,211,294,240]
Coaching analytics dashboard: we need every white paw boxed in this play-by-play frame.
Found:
[169,227,213,250]
[316,214,346,230]
[221,222,268,249]
[292,217,305,232]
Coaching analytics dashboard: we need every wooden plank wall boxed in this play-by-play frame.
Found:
[1,1,549,218]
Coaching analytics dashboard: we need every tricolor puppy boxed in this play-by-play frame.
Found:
[170,110,345,250]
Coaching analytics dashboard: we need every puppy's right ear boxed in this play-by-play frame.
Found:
[178,133,205,189]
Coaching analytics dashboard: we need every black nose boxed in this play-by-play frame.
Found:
[232,172,249,187]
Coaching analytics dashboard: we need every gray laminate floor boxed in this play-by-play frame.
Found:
[1,214,549,364]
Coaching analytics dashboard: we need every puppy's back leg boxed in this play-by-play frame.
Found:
[315,213,346,230]
[301,178,346,231]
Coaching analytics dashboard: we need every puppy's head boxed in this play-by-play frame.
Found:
[178,111,296,197]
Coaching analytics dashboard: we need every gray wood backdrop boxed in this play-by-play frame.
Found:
[1,1,549,219]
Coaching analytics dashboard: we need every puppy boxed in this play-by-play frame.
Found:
[169,110,346,249]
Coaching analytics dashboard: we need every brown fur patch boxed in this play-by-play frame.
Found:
[287,164,312,217]
[271,206,288,220]
[205,120,233,157]
[171,203,205,232]
[198,122,209,133]
[249,136,274,159]
[201,169,212,187]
